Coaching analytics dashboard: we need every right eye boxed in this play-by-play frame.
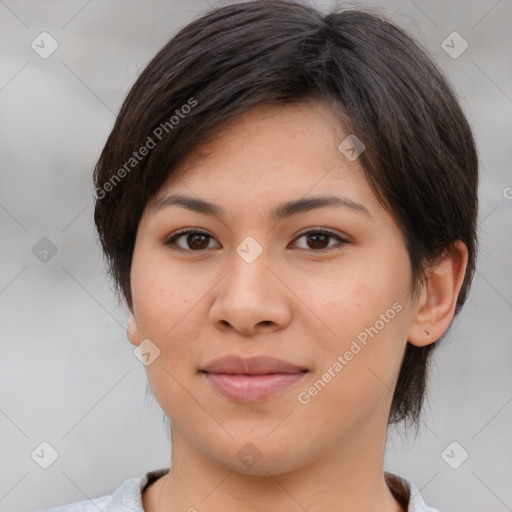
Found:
[164,229,220,252]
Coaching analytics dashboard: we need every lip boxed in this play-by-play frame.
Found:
[201,355,307,375]
[200,355,308,402]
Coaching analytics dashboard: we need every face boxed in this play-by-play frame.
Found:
[129,100,419,475]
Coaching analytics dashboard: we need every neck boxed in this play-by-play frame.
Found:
[144,421,404,512]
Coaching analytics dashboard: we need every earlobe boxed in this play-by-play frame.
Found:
[408,241,468,347]
[127,311,141,346]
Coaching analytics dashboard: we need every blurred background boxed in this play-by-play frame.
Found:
[0,0,511,510]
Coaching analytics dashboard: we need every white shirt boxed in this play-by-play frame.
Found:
[39,468,440,512]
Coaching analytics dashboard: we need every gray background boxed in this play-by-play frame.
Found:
[1,0,511,511]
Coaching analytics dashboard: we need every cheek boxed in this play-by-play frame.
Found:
[129,245,205,361]
[297,273,409,425]
[296,258,406,342]
[130,248,203,415]
[295,252,411,396]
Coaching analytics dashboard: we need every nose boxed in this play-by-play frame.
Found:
[209,251,293,336]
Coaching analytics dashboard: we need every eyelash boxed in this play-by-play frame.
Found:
[164,228,349,253]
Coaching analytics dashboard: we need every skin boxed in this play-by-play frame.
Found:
[127,99,468,512]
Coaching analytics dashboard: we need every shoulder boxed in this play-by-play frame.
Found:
[39,494,111,512]
[38,469,170,512]
[385,472,440,512]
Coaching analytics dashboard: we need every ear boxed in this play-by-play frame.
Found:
[407,241,468,347]
[127,311,141,347]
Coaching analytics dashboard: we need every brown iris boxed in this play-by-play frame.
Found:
[305,233,330,250]
[186,233,210,250]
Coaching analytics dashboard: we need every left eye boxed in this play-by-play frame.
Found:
[292,230,348,251]
[164,229,347,252]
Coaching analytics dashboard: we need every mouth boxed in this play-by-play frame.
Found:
[199,355,308,402]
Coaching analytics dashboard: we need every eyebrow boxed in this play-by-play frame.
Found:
[152,193,371,220]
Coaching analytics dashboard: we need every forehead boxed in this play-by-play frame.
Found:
[155,100,372,203]
[141,100,404,249]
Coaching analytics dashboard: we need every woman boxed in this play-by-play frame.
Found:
[43,1,478,510]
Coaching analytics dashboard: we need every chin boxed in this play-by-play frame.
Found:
[203,435,311,477]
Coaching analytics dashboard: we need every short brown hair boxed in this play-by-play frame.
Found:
[93,0,478,425]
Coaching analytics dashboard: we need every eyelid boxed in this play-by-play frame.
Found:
[167,227,210,238]
[290,227,349,251]
[164,227,349,252]
[164,228,219,251]
[293,226,349,242]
